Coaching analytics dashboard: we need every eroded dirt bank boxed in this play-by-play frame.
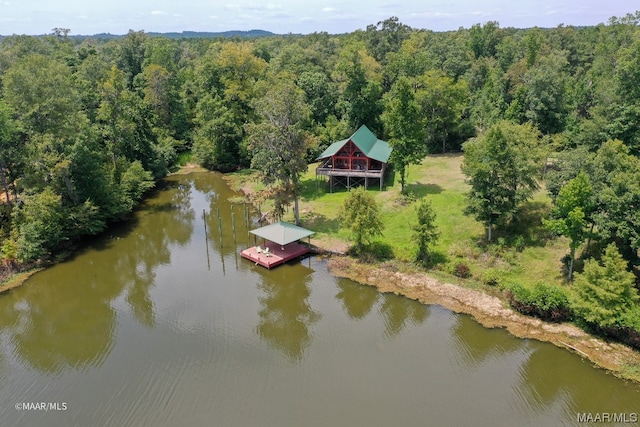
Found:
[328,256,640,382]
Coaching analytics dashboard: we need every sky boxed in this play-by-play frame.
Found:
[0,0,636,36]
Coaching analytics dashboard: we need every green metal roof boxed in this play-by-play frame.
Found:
[316,125,392,163]
[250,221,314,246]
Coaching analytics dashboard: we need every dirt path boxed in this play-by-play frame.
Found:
[327,256,640,382]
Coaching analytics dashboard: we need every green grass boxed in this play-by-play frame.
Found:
[176,151,193,166]
[232,153,570,288]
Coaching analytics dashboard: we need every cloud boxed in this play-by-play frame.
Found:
[322,7,337,12]
[151,10,169,16]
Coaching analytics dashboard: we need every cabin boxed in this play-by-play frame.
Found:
[315,125,392,192]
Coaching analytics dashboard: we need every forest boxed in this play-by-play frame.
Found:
[1,13,640,347]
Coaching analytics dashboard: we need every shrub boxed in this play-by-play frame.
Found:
[506,282,572,322]
[350,241,394,263]
[513,235,526,252]
[482,268,503,287]
[451,262,471,278]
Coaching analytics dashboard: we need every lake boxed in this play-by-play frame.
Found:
[1,172,638,426]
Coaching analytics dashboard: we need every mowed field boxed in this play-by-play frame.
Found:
[232,153,571,288]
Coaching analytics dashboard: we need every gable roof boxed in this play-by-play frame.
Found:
[316,125,392,163]
[250,221,314,246]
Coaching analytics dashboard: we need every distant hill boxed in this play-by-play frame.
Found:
[151,30,277,38]
[67,29,278,40]
[0,29,279,40]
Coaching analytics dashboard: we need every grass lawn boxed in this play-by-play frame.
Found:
[228,153,571,288]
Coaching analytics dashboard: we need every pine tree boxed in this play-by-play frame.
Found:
[572,244,639,328]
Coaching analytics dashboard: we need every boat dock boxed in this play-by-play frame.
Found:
[241,242,311,269]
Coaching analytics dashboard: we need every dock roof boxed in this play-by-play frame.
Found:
[250,221,314,246]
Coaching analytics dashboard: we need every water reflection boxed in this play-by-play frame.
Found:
[0,266,118,374]
[195,173,254,263]
[517,344,640,415]
[119,178,194,326]
[451,314,525,368]
[0,177,196,373]
[257,265,321,362]
[378,294,430,338]
[335,278,379,319]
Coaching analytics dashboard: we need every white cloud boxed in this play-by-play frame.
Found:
[151,10,169,16]
[322,7,337,12]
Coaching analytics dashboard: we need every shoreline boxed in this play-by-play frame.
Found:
[0,268,42,294]
[326,255,640,383]
[0,164,205,294]
[3,167,639,382]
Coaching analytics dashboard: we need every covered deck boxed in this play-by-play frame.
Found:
[241,221,315,269]
[316,159,386,191]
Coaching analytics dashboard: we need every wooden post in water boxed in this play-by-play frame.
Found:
[231,206,236,242]
[203,209,210,269]
[217,207,223,248]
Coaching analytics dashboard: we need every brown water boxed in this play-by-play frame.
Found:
[0,172,638,427]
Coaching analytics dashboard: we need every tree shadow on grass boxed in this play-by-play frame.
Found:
[404,182,444,197]
[385,168,396,188]
[301,212,340,234]
[503,200,553,248]
[301,176,390,200]
[300,177,329,201]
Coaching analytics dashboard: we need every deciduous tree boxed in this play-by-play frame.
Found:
[246,77,310,224]
[461,121,543,241]
[544,171,594,279]
[382,76,426,193]
[338,187,384,251]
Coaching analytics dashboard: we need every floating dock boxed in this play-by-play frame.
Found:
[241,242,311,269]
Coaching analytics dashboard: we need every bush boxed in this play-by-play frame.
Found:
[506,282,572,322]
[482,268,503,287]
[351,241,394,263]
[451,261,471,278]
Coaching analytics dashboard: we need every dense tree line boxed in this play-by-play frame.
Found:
[1,12,640,284]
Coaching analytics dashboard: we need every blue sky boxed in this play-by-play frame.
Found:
[0,0,636,35]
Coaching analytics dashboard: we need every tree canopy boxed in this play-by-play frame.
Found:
[2,14,640,278]
[461,121,543,241]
